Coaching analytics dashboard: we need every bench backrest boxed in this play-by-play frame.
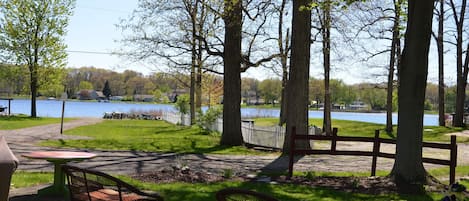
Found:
[62,165,164,201]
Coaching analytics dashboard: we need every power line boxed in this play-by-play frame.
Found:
[66,50,124,55]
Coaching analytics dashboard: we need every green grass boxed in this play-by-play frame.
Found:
[10,171,53,189]
[0,115,73,130]
[123,180,440,201]
[254,118,469,142]
[9,171,442,201]
[41,120,262,155]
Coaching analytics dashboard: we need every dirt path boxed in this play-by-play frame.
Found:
[1,119,468,180]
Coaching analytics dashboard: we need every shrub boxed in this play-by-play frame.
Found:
[196,106,222,130]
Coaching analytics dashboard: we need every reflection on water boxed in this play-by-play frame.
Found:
[2,99,438,126]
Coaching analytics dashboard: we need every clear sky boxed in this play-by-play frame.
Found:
[65,1,456,85]
[65,0,144,73]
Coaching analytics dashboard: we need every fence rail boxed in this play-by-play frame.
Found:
[287,127,458,184]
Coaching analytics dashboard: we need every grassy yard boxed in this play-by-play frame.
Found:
[0,115,73,130]
[41,120,262,155]
[254,118,469,143]
[10,171,446,201]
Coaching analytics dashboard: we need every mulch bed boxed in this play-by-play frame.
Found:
[132,168,466,196]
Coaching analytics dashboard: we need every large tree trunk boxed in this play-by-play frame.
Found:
[391,0,433,193]
[283,0,311,152]
[437,0,445,126]
[220,0,243,146]
[322,0,332,135]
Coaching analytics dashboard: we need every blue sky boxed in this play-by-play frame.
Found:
[64,1,456,85]
[65,0,277,81]
[65,0,145,73]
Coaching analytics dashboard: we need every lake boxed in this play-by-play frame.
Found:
[0,99,439,126]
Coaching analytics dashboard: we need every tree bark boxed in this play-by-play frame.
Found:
[278,0,289,126]
[386,0,402,134]
[30,67,38,118]
[437,0,445,126]
[283,0,311,152]
[452,0,467,127]
[322,0,332,135]
[391,0,433,193]
[220,0,243,146]
[189,0,199,125]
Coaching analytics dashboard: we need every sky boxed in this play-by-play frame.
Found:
[65,0,276,81]
[65,1,457,85]
[65,0,144,73]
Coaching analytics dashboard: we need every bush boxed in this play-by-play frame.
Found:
[175,94,190,114]
[196,106,222,130]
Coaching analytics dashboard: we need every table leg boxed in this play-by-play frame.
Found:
[37,161,69,198]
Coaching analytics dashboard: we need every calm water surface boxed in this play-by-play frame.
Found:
[0,99,438,126]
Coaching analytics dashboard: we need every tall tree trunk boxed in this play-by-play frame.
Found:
[437,0,445,126]
[221,0,243,146]
[278,0,289,126]
[322,0,332,135]
[386,0,401,134]
[30,68,38,118]
[391,0,433,193]
[279,56,288,126]
[283,0,311,152]
[189,0,198,125]
[196,0,205,112]
[196,48,203,111]
[452,0,467,127]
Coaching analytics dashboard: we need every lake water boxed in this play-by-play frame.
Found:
[0,99,439,126]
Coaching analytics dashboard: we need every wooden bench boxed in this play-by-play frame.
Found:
[62,165,164,201]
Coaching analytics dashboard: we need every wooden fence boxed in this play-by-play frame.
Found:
[287,127,458,184]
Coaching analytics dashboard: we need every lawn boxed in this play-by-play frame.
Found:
[10,171,445,201]
[41,120,262,155]
[254,118,469,143]
[0,115,73,130]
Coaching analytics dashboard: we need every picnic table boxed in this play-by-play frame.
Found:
[22,151,97,197]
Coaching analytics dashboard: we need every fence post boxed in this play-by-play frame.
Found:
[450,135,457,184]
[331,128,338,154]
[371,130,380,176]
[287,127,296,179]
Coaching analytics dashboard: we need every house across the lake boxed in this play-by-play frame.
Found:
[347,101,369,110]
[77,90,106,101]
[133,94,154,102]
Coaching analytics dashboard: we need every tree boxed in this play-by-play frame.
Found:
[79,81,94,91]
[259,78,282,105]
[433,0,446,126]
[449,0,469,127]
[102,80,112,99]
[274,0,291,126]
[283,0,312,152]
[385,0,404,133]
[391,0,433,193]
[220,0,243,146]
[315,0,333,135]
[119,0,214,125]
[0,0,75,117]
[175,94,190,124]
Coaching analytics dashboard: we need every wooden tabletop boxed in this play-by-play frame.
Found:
[22,151,97,160]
